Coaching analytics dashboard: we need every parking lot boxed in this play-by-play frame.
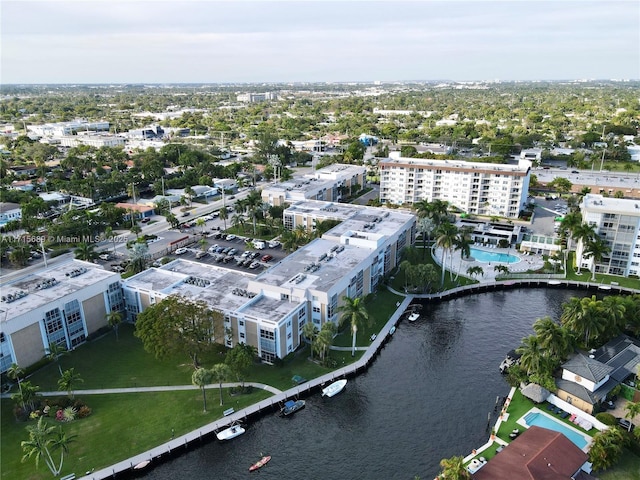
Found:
[530,196,569,237]
[167,234,284,273]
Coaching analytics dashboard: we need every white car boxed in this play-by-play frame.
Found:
[174,247,188,255]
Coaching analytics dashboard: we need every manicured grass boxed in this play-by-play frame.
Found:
[564,252,640,289]
[331,288,403,348]
[599,449,640,480]
[2,388,272,480]
[495,389,535,442]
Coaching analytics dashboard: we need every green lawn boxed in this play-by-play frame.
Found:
[2,388,271,480]
[599,449,640,480]
[564,252,640,289]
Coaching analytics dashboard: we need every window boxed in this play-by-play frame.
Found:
[44,308,66,347]
[239,320,244,327]
[239,332,245,339]
[313,306,321,313]
[287,332,292,339]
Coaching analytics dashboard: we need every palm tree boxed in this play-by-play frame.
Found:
[192,367,213,412]
[245,190,264,236]
[559,212,582,251]
[438,455,471,480]
[573,223,596,273]
[588,427,625,471]
[57,368,83,399]
[623,401,640,432]
[218,207,228,230]
[583,237,610,281]
[21,417,76,477]
[104,226,118,256]
[74,242,96,261]
[302,321,318,360]
[106,310,123,340]
[46,342,67,376]
[337,296,372,357]
[231,214,245,233]
[11,381,40,412]
[533,316,574,361]
[601,296,626,339]
[196,217,206,234]
[315,323,336,363]
[435,222,458,287]
[209,363,232,406]
[494,264,510,276]
[516,335,547,376]
[7,363,25,406]
[466,265,483,279]
[560,295,606,348]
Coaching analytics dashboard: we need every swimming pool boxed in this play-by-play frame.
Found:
[470,248,520,264]
[523,411,588,449]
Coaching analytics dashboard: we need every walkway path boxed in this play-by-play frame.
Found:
[1,382,282,400]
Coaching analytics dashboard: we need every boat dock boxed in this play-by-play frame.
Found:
[78,278,634,479]
[79,295,413,480]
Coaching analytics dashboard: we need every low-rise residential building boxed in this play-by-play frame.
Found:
[379,153,531,219]
[261,163,366,207]
[59,134,125,148]
[0,202,22,227]
[27,120,109,137]
[121,201,415,363]
[577,194,640,277]
[0,260,123,373]
[555,335,640,414]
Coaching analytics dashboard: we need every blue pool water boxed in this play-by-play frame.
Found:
[470,248,520,264]
[523,412,588,449]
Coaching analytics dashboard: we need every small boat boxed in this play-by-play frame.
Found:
[281,399,305,416]
[322,379,347,397]
[370,333,377,341]
[216,423,245,441]
[389,326,396,335]
[133,460,151,470]
[408,312,420,322]
[249,455,271,472]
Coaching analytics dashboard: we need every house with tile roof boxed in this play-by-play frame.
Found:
[555,335,640,414]
[472,426,590,480]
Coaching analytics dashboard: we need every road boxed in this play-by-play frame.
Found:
[534,167,640,191]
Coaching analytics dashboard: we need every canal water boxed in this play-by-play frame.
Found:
[141,288,581,480]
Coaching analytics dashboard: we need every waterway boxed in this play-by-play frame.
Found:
[140,288,581,480]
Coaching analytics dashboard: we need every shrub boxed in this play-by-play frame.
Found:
[49,248,70,258]
[76,405,92,418]
[57,406,77,422]
[595,412,617,426]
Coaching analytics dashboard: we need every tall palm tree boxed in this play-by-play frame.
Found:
[192,367,213,412]
[11,381,40,412]
[57,368,83,399]
[106,310,123,340]
[583,237,610,281]
[533,316,574,362]
[21,417,75,477]
[573,223,596,273]
[601,296,626,339]
[624,401,640,432]
[561,295,606,348]
[435,222,458,287]
[302,321,318,360]
[244,190,264,236]
[104,226,118,256]
[560,212,582,252]
[218,207,228,231]
[46,342,67,376]
[7,363,24,406]
[337,296,372,357]
[588,427,625,471]
[196,217,206,234]
[454,227,473,280]
[315,323,336,362]
[516,335,548,376]
[209,363,232,406]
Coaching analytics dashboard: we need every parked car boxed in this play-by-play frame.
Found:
[141,217,151,223]
[99,253,111,261]
[208,244,219,253]
[603,400,615,410]
[226,234,237,241]
[617,418,635,431]
[174,247,188,255]
[249,261,260,269]
[195,251,208,259]
[228,248,238,256]
[261,254,273,262]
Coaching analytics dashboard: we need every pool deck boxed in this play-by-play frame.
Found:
[516,407,594,452]
[433,245,546,281]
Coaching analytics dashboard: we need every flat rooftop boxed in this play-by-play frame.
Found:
[123,259,257,313]
[239,295,301,324]
[253,238,373,293]
[380,155,530,173]
[0,260,120,320]
[582,193,640,215]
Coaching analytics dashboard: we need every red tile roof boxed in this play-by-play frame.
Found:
[473,426,587,480]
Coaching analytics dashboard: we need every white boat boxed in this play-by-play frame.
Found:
[322,379,347,397]
[408,312,420,322]
[389,326,396,335]
[216,424,245,441]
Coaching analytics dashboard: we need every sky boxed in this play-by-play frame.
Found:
[1,0,639,84]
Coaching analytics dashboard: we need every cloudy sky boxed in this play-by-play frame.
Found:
[2,0,639,84]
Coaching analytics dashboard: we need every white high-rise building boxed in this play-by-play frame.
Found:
[578,194,640,277]
[379,153,531,219]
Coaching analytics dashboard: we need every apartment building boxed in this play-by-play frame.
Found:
[379,153,531,219]
[0,260,123,373]
[121,202,415,363]
[577,194,640,277]
[261,164,366,207]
